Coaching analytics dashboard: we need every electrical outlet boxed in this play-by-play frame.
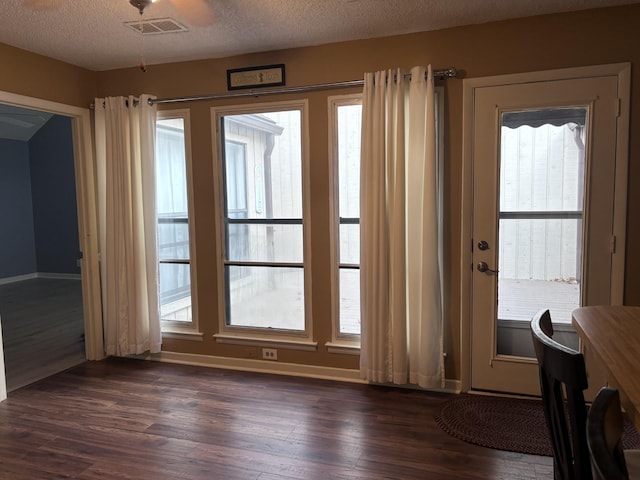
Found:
[262,348,277,360]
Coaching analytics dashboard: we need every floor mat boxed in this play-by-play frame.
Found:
[435,394,640,456]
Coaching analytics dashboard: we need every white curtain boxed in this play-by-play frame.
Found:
[94,95,161,356]
[359,66,444,389]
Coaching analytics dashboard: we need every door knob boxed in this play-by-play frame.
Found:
[477,261,498,274]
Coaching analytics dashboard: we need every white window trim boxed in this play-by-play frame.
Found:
[157,108,200,335]
[327,94,363,350]
[210,99,313,344]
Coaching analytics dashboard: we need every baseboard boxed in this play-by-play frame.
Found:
[0,272,81,285]
[147,350,463,393]
[148,350,367,383]
[0,273,38,285]
[36,272,81,281]
[444,379,462,393]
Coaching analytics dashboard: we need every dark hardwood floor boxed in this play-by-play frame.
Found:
[0,278,86,392]
[0,358,553,479]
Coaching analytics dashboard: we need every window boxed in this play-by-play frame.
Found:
[329,95,362,344]
[213,101,311,342]
[155,111,197,333]
[328,89,443,347]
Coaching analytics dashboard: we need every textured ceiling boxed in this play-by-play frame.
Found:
[1,0,639,72]
[0,104,53,141]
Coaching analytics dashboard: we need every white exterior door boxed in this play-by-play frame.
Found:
[463,65,629,396]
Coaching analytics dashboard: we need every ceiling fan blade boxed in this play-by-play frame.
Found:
[170,0,215,27]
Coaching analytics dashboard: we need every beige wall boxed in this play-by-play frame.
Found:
[2,4,638,382]
[0,43,96,107]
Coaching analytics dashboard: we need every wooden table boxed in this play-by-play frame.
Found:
[572,305,640,429]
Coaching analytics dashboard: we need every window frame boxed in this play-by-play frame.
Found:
[156,109,200,339]
[211,100,315,349]
[327,94,363,353]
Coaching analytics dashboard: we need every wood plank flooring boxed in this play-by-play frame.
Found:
[0,278,86,392]
[0,358,553,479]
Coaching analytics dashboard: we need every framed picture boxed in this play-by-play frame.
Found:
[227,64,286,90]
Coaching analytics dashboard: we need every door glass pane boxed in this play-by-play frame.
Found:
[497,108,586,356]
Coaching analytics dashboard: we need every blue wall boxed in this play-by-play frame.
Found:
[29,115,80,275]
[0,139,37,278]
[0,115,79,279]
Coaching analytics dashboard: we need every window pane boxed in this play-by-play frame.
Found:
[498,217,581,323]
[156,117,192,324]
[339,268,360,335]
[159,263,192,322]
[227,266,304,330]
[226,224,303,262]
[500,119,584,213]
[157,120,190,220]
[338,104,362,219]
[223,111,302,219]
[339,224,359,264]
[158,221,189,260]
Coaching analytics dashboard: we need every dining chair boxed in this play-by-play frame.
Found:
[530,309,591,480]
[587,387,640,480]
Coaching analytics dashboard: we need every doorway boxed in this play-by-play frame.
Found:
[0,91,104,401]
[0,108,85,391]
[461,64,630,396]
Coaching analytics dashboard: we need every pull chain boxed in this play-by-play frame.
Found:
[138,12,147,72]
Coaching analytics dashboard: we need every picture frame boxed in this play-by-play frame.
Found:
[226,64,286,90]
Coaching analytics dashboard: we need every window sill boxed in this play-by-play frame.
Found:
[214,333,317,351]
[325,341,360,355]
[162,329,204,341]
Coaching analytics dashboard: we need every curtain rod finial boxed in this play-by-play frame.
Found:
[443,67,457,78]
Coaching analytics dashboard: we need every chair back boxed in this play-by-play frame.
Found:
[530,309,591,480]
[588,387,630,480]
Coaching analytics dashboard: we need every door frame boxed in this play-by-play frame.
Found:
[0,90,104,401]
[460,63,630,393]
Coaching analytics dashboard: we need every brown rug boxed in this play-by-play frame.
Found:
[435,394,640,456]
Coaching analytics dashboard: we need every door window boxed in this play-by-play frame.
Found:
[497,108,586,356]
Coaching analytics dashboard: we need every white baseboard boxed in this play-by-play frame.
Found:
[443,379,462,393]
[0,273,38,285]
[148,350,367,383]
[147,350,462,393]
[36,272,81,281]
[0,272,81,285]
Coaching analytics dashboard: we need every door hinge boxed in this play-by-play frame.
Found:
[610,235,617,254]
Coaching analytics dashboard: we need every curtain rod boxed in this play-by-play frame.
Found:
[151,67,457,106]
[91,67,456,109]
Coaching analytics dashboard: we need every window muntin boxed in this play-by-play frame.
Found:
[218,105,308,335]
[156,113,196,329]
